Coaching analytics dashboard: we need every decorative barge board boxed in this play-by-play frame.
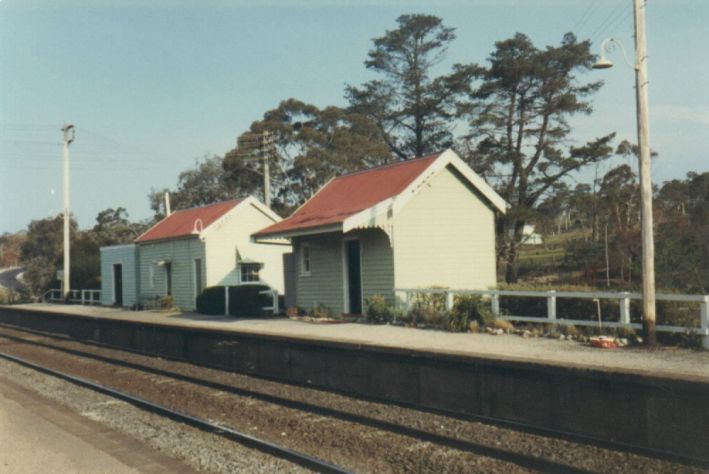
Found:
[0,305,707,464]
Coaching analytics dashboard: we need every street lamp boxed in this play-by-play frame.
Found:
[61,123,75,300]
[593,0,656,345]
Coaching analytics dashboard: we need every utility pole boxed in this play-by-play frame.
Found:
[593,0,656,346]
[235,131,275,208]
[633,0,656,345]
[261,131,271,208]
[61,124,75,300]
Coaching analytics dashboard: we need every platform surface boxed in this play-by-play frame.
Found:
[0,376,193,474]
[5,303,709,382]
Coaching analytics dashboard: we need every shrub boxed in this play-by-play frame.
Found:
[229,284,272,317]
[365,295,396,324]
[445,311,469,332]
[451,295,494,327]
[309,303,332,319]
[196,287,226,315]
[160,295,174,310]
[407,291,447,327]
[196,284,273,317]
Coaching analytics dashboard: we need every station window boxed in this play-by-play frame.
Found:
[240,263,261,283]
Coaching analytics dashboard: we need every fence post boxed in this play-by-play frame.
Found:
[81,290,85,305]
[445,291,454,311]
[701,295,709,350]
[547,290,557,321]
[491,291,500,316]
[224,286,229,317]
[273,289,279,315]
[620,292,631,326]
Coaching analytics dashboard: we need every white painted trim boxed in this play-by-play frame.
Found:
[255,223,343,240]
[100,243,137,252]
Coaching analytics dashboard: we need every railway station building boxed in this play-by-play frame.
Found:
[253,149,507,315]
[100,197,290,310]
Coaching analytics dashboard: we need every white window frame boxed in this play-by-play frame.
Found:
[149,265,155,289]
[300,243,311,276]
[239,263,262,284]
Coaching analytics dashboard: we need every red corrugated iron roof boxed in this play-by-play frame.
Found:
[255,153,440,237]
[135,199,245,243]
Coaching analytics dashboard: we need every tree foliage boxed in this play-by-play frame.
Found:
[223,99,391,214]
[149,155,236,219]
[655,172,709,293]
[459,32,615,282]
[346,14,476,159]
[92,207,147,247]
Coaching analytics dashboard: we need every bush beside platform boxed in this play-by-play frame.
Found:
[196,285,273,317]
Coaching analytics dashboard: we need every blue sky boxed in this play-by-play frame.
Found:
[1,0,707,233]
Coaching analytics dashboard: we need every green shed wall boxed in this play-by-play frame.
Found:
[100,244,139,307]
[293,233,344,314]
[358,229,395,306]
[294,229,394,314]
[138,237,205,311]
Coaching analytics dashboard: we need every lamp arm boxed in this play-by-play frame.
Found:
[601,37,638,70]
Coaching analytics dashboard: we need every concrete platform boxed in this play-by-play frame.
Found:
[0,376,194,474]
[7,303,708,382]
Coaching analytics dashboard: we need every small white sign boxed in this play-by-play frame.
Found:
[56,270,64,281]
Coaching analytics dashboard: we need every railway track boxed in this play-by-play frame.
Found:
[0,324,705,473]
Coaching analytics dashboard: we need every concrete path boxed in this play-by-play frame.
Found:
[6,303,709,382]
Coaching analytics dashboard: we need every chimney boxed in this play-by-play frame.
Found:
[164,192,171,216]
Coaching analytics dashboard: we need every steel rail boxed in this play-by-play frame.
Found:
[0,349,351,474]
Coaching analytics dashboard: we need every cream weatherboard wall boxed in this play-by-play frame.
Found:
[392,164,497,290]
[203,201,289,293]
[138,238,205,310]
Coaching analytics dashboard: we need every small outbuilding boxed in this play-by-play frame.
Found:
[253,149,507,315]
[101,197,290,310]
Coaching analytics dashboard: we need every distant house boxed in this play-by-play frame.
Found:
[253,149,507,315]
[100,197,290,310]
[522,224,543,245]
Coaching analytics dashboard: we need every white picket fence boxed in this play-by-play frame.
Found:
[43,288,102,305]
[395,288,709,348]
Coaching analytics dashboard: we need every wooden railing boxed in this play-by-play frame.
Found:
[42,289,102,305]
[395,287,709,348]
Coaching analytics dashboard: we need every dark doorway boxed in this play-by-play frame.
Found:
[164,262,172,296]
[113,264,123,306]
[345,240,362,314]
